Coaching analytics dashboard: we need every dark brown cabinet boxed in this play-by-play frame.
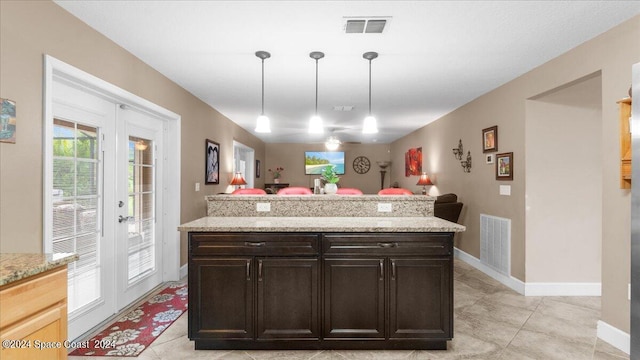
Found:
[189,232,453,350]
[323,258,385,339]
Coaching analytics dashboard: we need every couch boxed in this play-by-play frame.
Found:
[434,193,463,223]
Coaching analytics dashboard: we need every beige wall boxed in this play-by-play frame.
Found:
[525,74,602,283]
[391,16,639,333]
[0,1,266,266]
[265,143,391,194]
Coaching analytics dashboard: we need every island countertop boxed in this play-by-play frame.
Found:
[0,253,78,287]
[178,216,465,233]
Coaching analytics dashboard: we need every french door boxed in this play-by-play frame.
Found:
[49,79,165,340]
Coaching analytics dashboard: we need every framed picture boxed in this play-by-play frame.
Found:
[482,126,498,153]
[0,98,16,144]
[205,139,220,184]
[496,152,513,180]
[256,160,261,178]
[485,154,494,164]
[404,147,422,177]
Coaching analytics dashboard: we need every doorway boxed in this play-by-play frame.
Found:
[44,56,181,340]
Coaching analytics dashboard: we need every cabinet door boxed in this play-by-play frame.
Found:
[323,258,385,339]
[189,257,253,339]
[389,258,452,339]
[257,258,319,339]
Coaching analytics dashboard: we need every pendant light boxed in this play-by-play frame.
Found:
[362,51,379,134]
[308,51,325,134]
[255,51,271,133]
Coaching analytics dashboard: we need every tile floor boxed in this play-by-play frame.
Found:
[70,259,630,360]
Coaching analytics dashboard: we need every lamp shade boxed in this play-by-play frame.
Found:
[255,115,271,133]
[309,115,324,134]
[362,115,378,134]
[416,173,433,186]
[230,172,247,186]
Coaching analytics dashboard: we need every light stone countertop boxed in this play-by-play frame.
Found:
[178,216,465,233]
[0,253,78,287]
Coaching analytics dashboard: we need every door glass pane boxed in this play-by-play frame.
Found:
[127,136,155,283]
[52,119,101,314]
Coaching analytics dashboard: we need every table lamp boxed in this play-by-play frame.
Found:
[416,172,433,195]
[230,172,247,189]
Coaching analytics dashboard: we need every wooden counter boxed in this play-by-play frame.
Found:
[0,253,77,360]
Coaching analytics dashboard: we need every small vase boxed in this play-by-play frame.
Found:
[273,178,280,184]
[325,183,337,195]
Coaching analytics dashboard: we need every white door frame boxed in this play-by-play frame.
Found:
[43,55,181,282]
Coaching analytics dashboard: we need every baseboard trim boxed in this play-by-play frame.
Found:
[454,248,525,295]
[525,282,601,296]
[597,320,630,355]
[180,263,188,279]
[454,248,602,296]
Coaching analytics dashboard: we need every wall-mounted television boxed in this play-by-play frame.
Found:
[305,151,345,175]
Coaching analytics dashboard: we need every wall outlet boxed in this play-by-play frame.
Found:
[195,182,200,191]
[256,203,271,212]
[377,203,392,212]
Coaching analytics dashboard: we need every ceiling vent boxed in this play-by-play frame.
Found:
[344,17,391,34]
[333,106,354,112]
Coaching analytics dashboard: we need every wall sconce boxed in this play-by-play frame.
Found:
[461,151,472,173]
[452,139,463,160]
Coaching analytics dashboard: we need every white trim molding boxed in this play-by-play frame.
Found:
[180,264,188,280]
[525,282,601,297]
[454,247,602,296]
[454,248,525,295]
[597,320,630,355]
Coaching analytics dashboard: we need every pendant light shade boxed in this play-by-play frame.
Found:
[325,136,341,151]
[308,51,325,134]
[255,51,271,133]
[362,51,379,134]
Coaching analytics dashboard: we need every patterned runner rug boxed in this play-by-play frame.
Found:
[69,281,188,357]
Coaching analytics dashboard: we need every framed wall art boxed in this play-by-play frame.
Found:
[485,153,494,164]
[405,147,422,177]
[482,125,498,153]
[0,98,16,144]
[205,139,220,184]
[496,152,513,181]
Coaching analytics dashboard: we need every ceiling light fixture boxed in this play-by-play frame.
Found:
[255,51,271,133]
[308,51,325,134]
[325,136,341,151]
[362,51,379,134]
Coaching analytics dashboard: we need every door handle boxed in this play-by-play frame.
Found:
[246,260,251,281]
[118,215,134,223]
[379,260,384,281]
[258,260,263,281]
[391,260,396,281]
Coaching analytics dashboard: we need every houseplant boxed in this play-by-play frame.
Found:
[268,166,284,183]
[321,165,340,194]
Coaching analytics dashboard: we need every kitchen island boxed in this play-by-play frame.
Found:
[180,210,465,350]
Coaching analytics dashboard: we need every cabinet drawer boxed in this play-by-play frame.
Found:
[0,268,67,330]
[322,233,452,256]
[190,233,320,256]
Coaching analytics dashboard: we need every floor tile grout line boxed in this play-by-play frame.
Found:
[500,295,544,354]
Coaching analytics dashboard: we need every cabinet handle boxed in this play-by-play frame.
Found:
[377,242,397,248]
[379,260,384,281]
[245,242,266,247]
[246,260,251,281]
[391,260,396,280]
[258,260,263,281]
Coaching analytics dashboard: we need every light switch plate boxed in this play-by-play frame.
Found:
[195,182,200,191]
[377,203,392,212]
[500,185,511,196]
[256,203,271,212]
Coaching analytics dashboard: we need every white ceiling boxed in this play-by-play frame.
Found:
[55,0,640,144]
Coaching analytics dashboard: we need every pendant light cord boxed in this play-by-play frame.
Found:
[315,59,319,115]
[368,59,372,115]
[261,58,265,116]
